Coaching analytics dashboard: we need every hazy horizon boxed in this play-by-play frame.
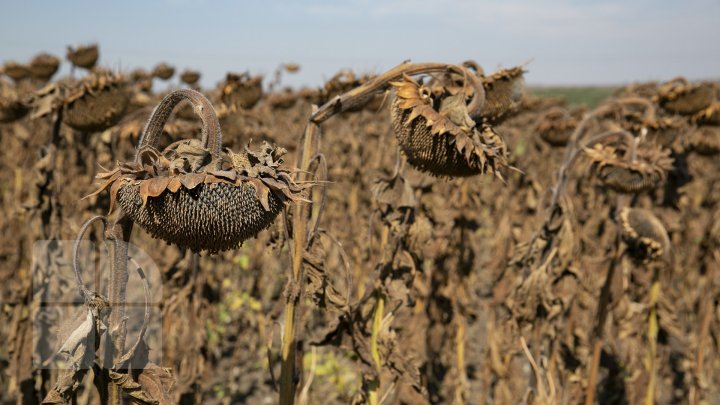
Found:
[1,0,718,89]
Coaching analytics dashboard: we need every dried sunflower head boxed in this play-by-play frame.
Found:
[323,71,382,112]
[87,89,306,253]
[63,70,129,132]
[267,88,297,110]
[600,98,658,134]
[535,107,577,146]
[151,63,175,80]
[584,142,674,193]
[618,207,670,264]
[180,69,201,86]
[0,79,29,123]
[28,53,60,82]
[657,78,716,115]
[66,44,99,70]
[646,115,688,149]
[220,72,263,110]
[687,125,720,156]
[616,82,659,99]
[692,102,720,126]
[2,61,30,82]
[130,68,153,93]
[390,74,507,178]
[480,66,525,123]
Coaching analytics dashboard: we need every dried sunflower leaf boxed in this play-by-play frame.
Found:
[438,93,476,129]
[180,173,206,190]
[167,177,181,193]
[56,310,97,370]
[257,185,271,211]
[109,371,155,404]
[136,364,175,405]
[145,177,170,197]
[108,179,126,214]
[42,368,88,404]
[82,171,122,200]
[139,180,151,207]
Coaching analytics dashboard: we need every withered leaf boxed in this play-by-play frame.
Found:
[108,179,125,214]
[145,177,170,198]
[167,177,182,193]
[56,310,97,370]
[109,371,155,404]
[82,171,122,200]
[42,369,88,404]
[438,93,476,129]
[137,364,176,405]
[257,184,271,211]
[139,180,151,207]
[207,169,237,182]
[180,173,206,190]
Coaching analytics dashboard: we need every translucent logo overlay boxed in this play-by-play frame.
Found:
[32,240,163,370]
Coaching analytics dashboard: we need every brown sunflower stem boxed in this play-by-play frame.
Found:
[279,111,321,405]
[136,89,222,161]
[584,231,622,405]
[104,215,134,405]
[310,62,485,124]
[368,291,386,405]
[585,142,637,405]
[645,268,661,405]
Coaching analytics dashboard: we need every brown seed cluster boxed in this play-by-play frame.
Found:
[390,74,508,178]
[618,207,670,263]
[28,53,60,82]
[220,73,264,110]
[585,143,674,193]
[180,69,201,85]
[481,66,526,123]
[151,63,175,80]
[66,44,99,70]
[87,89,307,254]
[656,78,716,115]
[0,80,29,123]
[63,71,130,132]
[535,106,580,146]
[117,181,283,253]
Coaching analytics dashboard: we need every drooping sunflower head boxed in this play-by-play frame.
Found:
[584,142,674,194]
[390,74,508,178]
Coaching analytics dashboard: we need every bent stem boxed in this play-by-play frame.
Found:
[136,89,222,161]
[310,62,485,124]
[279,115,321,405]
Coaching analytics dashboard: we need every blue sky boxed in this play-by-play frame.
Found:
[1,0,718,88]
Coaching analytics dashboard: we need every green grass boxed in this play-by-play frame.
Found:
[528,86,620,108]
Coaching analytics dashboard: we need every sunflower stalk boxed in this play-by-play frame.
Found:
[645,268,661,405]
[279,111,321,405]
[368,291,386,405]
[104,215,134,405]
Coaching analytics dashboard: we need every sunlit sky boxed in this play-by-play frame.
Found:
[1,0,718,88]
